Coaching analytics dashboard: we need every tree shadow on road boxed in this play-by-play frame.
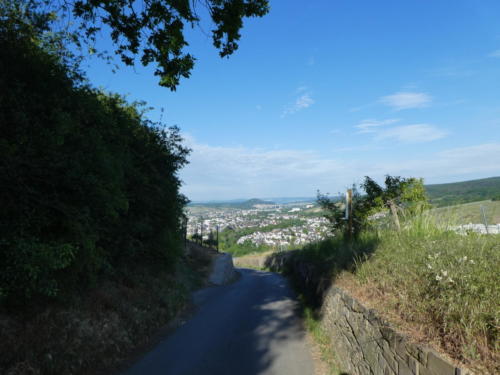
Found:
[195,270,314,375]
[122,269,319,375]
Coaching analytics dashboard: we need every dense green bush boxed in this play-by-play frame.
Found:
[0,23,189,306]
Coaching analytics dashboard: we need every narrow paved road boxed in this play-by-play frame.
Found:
[123,269,315,375]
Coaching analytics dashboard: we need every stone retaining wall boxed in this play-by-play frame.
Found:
[233,254,267,269]
[264,251,471,375]
[208,253,239,286]
[320,286,471,375]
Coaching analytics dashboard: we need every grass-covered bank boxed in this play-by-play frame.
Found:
[0,246,215,375]
[348,218,499,373]
[269,217,499,374]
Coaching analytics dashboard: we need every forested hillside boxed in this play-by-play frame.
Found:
[425,176,500,206]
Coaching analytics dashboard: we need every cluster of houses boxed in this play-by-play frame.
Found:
[451,223,500,235]
[186,204,331,248]
[235,217,330,249]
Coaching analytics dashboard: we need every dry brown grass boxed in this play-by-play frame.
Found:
[0,247,215,375]
[335,269,497,375]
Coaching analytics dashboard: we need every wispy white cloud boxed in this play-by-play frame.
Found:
[379,92,431,110]
[428,66,476,78]
[354,119,447,143]
[376,143,500,179]
[375,124,447,143]
[180,135,499,201]
[355,118,400,133]
[488,49,500,58]
[256,104,262,111]
[181,135,345,199]
[282,91,314,117]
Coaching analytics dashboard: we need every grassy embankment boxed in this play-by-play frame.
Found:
[0,245,215,375]
[287,213,499,374]
[429,199,500,225]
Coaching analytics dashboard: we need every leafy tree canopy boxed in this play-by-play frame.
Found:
[3,0,269,90]
[0,23,190,305]
[361,175,429,215]
[318,175,430,236]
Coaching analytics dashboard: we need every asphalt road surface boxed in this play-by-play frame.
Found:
[123,268,315,375]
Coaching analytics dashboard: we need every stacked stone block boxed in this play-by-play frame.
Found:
[320,286,472,375]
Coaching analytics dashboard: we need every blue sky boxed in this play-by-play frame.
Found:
[85,0,500,201]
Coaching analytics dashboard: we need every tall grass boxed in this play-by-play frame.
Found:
[287,212,499,372]
[353,214,499,371]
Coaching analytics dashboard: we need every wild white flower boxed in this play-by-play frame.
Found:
[441,270,448,277]
[448,277,454,283]
[436,275,442,281]
[427,264,432,269]
[470,259,475,264]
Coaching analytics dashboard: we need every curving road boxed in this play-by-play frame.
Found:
[123,269,315,375]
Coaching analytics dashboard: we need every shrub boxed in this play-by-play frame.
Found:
[0,23,189,306]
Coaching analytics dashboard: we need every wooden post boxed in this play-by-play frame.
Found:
[480,205,489,234]
[389,200,401,231]
[347,189,353,239]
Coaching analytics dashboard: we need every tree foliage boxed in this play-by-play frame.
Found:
[7,0,269,90]
[0,22,189,306]
[318,175,430,236]
[361,176,429,215]
[362,175,429,230]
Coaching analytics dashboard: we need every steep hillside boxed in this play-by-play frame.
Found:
[425,176,500,206]
[429,200,500,225]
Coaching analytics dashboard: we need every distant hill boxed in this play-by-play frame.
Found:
[265,197,316,204]
[190,198,276,209]
[425,176,500,207]
[237,198,276,208]
[188,197,316,207]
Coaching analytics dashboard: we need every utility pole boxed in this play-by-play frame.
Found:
[216,225,219,252]
[200,217,203,246]
[183,216,188,249]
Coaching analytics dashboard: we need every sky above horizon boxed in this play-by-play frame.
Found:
[85,0,500,201]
